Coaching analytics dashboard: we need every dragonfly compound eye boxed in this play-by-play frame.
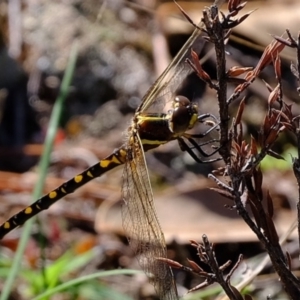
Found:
[169,95,199,134]
[174,95,190,108]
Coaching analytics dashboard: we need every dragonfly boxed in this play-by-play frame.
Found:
[0,1,222,299]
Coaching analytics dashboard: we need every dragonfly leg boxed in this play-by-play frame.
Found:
[198,113,219,124]
[189,123,219,139]
[177,137,221,163]
[188,137,220,156]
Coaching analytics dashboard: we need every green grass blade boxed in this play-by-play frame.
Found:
[32,269,141,300]
[0,41,78,300]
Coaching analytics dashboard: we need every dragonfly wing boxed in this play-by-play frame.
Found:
[138,20,204,114]
[122,132,178,300]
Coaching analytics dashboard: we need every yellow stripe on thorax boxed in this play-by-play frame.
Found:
[136,115,167,125]
[189,113,198,129]
[140,139,167,146]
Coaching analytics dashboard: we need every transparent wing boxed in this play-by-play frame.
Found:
[137,19,205,114]
[122,132,178,300]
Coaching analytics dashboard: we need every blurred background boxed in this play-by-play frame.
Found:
[0,0,299,299]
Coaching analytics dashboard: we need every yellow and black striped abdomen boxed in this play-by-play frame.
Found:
[0,147,127,239]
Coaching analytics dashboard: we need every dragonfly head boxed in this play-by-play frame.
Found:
[168,95,199,135]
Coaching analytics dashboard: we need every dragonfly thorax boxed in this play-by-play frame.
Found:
[168,95,198,135]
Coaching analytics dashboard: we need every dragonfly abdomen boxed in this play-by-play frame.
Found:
[0,147,127,239]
